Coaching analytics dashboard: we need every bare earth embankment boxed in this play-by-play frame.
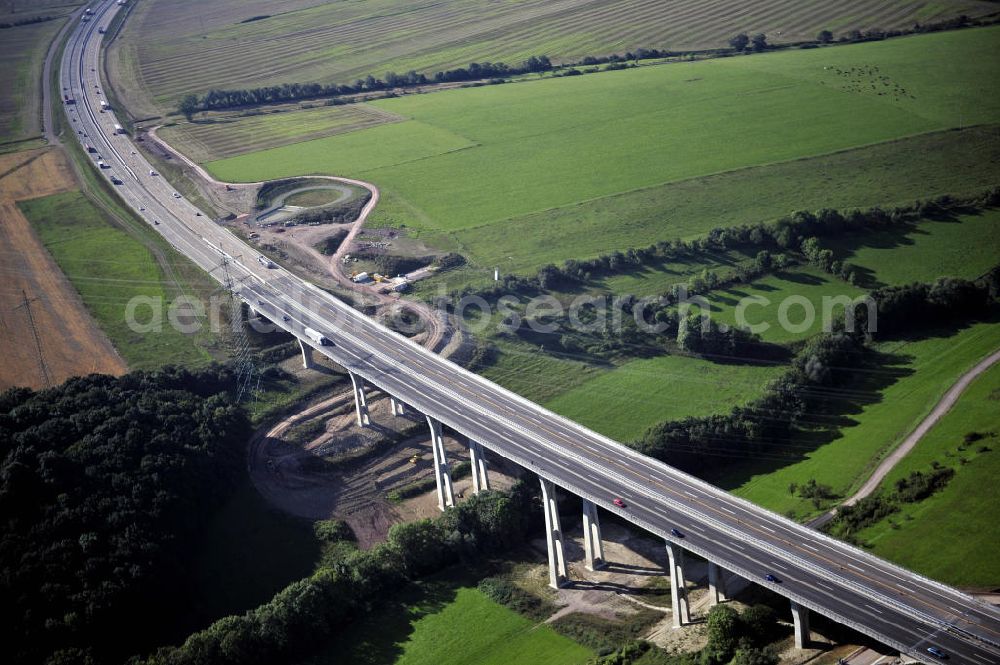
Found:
[0,148,126,390]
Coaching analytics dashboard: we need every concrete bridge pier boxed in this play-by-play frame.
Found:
[390,396,406,417]
[468,439,490,493]
[540,478,569,588]
[666,541,691,627]
[348,371,370,427]
[298,339,314,370]
[582,499,605,571]
[707,562,727,605]
[426,416,455,510]
[791,601,811,649]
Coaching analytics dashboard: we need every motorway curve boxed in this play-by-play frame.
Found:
[61,3,1000,663]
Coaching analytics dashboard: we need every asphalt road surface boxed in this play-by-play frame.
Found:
[60,3,1000,663]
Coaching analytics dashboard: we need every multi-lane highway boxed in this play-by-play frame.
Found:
[60,2,1000,662]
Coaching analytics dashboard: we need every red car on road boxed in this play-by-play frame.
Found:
[613,498,626,508]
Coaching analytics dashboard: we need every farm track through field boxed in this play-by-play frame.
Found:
[809,347,1000,529]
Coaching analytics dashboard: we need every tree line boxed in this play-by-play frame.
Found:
[635,268,999,474]
[134,483,537,665]
[0,15,55,29]
[449,187,1000,306]
[178,56,554,117]
[177,12,999,119]
[0,367,250,665]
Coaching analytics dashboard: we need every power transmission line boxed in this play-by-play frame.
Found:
[14,289,51,388]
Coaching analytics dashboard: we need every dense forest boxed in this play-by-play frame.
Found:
[0,367,250,665]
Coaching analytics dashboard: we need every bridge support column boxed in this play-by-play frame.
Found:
[390,396,406,417]
[468,439,490,494]
[790,601,810,649]
[426,416,454,510]
[298,339,314,370]
[348,372,370,428]
[582,499,605,571]
[707,562,726,605]
[666,541,690,627]
[540,478,569,588]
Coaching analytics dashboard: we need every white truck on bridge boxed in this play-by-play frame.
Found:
[304,327,331,346]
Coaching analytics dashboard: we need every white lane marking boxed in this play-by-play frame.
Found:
[897,583,916,593]
[732,542,745,551]
[969,654,992,664]
[759,525,776,534]
[817,582,835,592]
[848,563,865,572]
[864,604,884,615]
[770,561,789,572]
[719,505,737,515]
[686,523,706,533]
[684,490,697,497]
[803,543,820,552]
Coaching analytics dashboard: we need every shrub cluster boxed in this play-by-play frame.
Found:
[703,604,780,665]
[827,462,959,542]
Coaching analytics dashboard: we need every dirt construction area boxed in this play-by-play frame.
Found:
[249,390,519,548]
[0,148,126,390]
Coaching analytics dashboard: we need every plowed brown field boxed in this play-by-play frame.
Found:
[0,148,125,390]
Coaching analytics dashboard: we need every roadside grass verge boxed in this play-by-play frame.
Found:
[477,338,604,404]
[302,567,591,665]
[849,363,1000,587]
[18,191,215,368]
[709,322,1000,520]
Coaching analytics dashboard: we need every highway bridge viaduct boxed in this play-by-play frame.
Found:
[61,1,1000,662]
[301,342,810,643]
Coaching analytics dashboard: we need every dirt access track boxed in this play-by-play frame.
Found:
[0,148,126,390]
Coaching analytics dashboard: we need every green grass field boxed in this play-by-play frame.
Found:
[18,191,215,368]
[157,103,402,162]
[304,572,591,665]
[0,7,74,147]
[478,339,604,405]
[711,322,1000,520]
[700,267,867,344]
[113,0,997,117]
[544,354,785,442]
[827,207,1000,288]
[849,362,1000,587]
[207,28,1000,279]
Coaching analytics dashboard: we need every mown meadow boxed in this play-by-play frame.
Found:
[207,27,1000,278]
